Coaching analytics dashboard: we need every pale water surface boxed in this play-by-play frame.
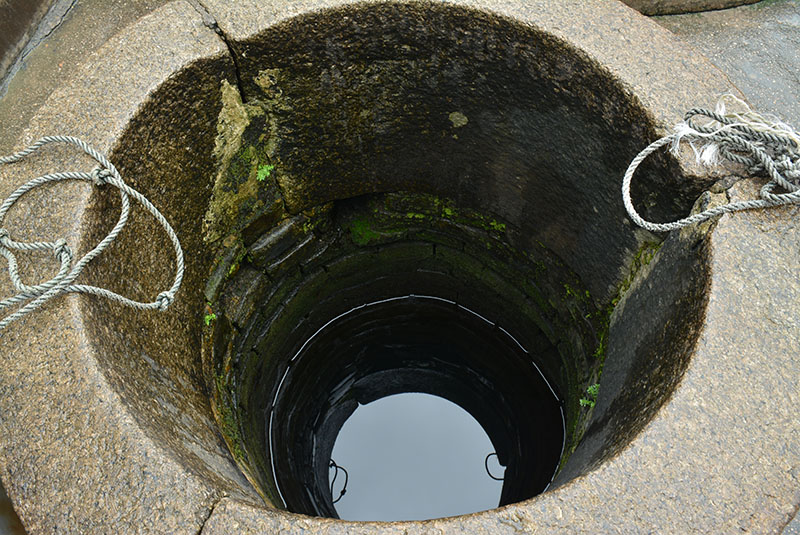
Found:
[330,392,504,521]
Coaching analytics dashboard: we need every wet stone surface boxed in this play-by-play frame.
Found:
[656,0,800,127]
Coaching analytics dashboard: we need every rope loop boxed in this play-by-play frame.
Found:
[623,94,800,233]
[0,136,184,331]
[329,459,349,505]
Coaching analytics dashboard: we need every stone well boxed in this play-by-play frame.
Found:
[0,1,797,534]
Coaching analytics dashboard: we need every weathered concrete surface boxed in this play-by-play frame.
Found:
[0,0,797,534]
[0,2,254,533]
[640,20,800,530]
[656,0,800,128]
[622,0,759,15]
[0,0,174,153]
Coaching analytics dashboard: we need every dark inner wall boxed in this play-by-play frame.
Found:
[555,222,712,485]
[237,2,690,304]
[272,297,564,517]
[207,3,709,513]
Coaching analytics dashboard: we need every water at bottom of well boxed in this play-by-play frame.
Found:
[329,392,504,522]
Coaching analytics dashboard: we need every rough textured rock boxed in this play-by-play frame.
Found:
[656,0,800,128]
[0,0,174,153]
[0,2,254,534]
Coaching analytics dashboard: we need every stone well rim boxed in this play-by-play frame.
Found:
[5,1,795,534]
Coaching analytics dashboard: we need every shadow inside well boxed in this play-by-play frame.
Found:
[0,481,25,535]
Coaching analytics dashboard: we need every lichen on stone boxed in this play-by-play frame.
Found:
[203,79,287,248]
[448,111,469,128]
[213,80,249,167]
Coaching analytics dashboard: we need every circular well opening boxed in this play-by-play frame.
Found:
[189,1,702,522]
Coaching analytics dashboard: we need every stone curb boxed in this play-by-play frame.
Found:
[0,2,246,534]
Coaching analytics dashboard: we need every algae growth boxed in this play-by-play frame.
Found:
[203,79,287,248]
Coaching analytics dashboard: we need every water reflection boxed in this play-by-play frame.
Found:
[330,392,504,521]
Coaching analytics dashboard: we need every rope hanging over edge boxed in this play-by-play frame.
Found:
[329,459,349,505]
[484,452,505,481]
[0,135,184,331]
[622,94,800,233]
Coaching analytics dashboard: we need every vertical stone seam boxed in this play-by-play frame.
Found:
[0,0,78,97]
[196,494,227,535]
[188,0,249,102]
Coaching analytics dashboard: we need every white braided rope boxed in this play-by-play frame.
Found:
[0,136,184,331]
[623,95,800,233]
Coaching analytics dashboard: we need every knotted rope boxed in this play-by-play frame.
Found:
[623,95,800,232]
[0,136,184,331]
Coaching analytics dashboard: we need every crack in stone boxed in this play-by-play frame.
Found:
[188,0,249,102]
[19,0,78,63]
[0,0,78,97]
[196,494,226,535]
